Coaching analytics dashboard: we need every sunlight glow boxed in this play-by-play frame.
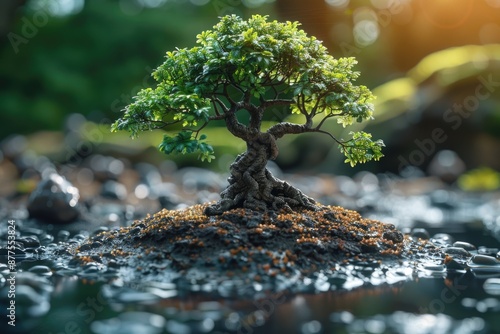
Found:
[30,0,84,16]
[325,0,350,9]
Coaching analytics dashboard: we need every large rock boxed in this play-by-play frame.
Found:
[27,173,80,223]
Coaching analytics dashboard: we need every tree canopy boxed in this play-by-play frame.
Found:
[113,14,384,166]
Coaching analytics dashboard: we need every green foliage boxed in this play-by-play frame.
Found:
[339,132,384,167]
[158,132,215,162]
[113,14,383,166]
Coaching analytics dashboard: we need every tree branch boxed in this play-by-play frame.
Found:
[267,122,310,139]
[262,99,294,109]
[225,106,249,140]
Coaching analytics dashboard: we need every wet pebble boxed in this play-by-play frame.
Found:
[483,278,500,296]
[78,244,92,252]
[166,320,191,334]
[429,189,456,209]
[330,311,355,325]
[158,191,181,210]
[135,162,162,187]
[411,228,430,240]
[89,155,125,180]
[28,265,52,277]
[178,167,225,193]
[382,230,403,243]
[1,134,27,158]
[0,263,9,275]
[27,173,80,223]
[91,312,166,334]
[18,236,40,248]
[57,230,70,242]
[453,241,476,251]
[12,285,51,317]
[444,258,467,271]
[39,234,54,244]
[468,255,500,273]
[478,247,499,256]
[471,255,500,265]
[71,233,88,242]
[301,320,322,334]
[475,298,500,313]
[101,284,160,304]
[427,150,465,183]
[444,247,471,257]
[101,180,127,200]
[431,233,453,245]
[22,227,45,237]
[92,226,109,236]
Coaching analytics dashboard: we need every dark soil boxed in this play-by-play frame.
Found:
[71,204,437,291]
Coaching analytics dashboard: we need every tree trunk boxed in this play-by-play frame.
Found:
[205,133,319,215]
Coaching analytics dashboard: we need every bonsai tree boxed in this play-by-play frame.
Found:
[112,14,383,215]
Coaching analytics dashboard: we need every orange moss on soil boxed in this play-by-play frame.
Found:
[75,203,411,278]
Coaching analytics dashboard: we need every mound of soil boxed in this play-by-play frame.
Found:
[72,204,430,287]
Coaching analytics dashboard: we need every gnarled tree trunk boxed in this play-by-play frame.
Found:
[205,132,319,215]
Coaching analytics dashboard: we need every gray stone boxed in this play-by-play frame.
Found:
[101,180,127,200]
[27,173,80,223]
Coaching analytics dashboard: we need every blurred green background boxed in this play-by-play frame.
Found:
[1,0,500,177]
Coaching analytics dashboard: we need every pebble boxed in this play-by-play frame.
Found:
[28,265,52,277]
[27,173,80,223]
[429,189,456,209]
[178,167,225,193]
[453,241,476,251]
[135,162,162,187]
[101,180,127,200]
[57,230,70,242]
[468,255,500,273]
[158,191,181,210]
[89,155,125,179]
[101,284,161,304]
[422,264,446,272]
[0,264,9,275]
[483,278,500,296]
[472,254,500,265]
[1,134,27,158]
[431,233,453,245]
[471,255,500,266]
[382,230,404,243]
[92,226,109,236]
[427,150,465,183]
[14,285,51,317]
[411,228,430,240]
[91,312,165,334]
[18,236,41,248]
[478,247,499,256]
[444,247,471,257]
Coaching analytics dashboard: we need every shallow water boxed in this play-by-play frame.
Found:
[2,182,500,334]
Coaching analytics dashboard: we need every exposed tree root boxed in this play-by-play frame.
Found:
[205,137,320,215]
